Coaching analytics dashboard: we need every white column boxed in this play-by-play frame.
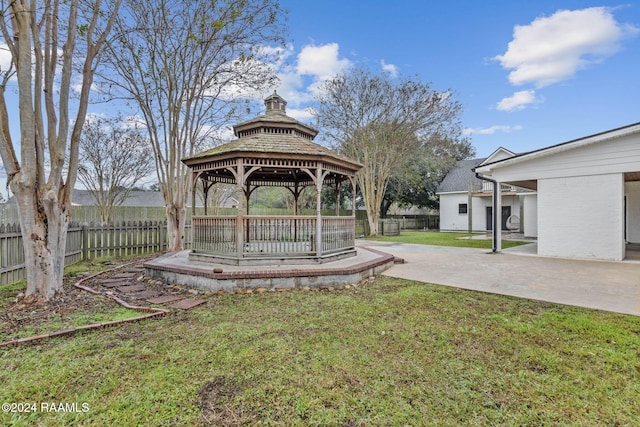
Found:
[495,181,502,253]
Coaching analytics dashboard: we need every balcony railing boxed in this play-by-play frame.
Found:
[470,182,517,193]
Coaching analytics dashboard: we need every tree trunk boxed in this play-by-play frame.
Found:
[367,215,379,238]
[14,188,69,300]
[380,199,393,219]
[166,203,187,251]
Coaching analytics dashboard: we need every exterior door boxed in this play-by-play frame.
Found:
[486,206,511,231]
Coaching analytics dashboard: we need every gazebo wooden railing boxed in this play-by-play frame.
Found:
[192,215,355,257]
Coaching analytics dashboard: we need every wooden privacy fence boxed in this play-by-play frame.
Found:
[386,215,440,230]
[0,204,365,226]
[0,221,183,286]
[355,215,440,237]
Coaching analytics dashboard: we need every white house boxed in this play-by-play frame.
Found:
[474,122,640,261]
[437,148,532,233]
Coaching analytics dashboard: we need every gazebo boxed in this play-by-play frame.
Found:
[182,92,362,265]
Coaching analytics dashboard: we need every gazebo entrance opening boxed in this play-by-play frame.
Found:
[183,92,362,265]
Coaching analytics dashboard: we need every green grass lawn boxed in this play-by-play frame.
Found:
[1,276,639,426]
[367,230,528,249]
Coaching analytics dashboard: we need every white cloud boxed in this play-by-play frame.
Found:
[296,43,352,80]
[268,42,352,108]
[463,125,523,135]
[0,44,13,76]
[381,60,398,77]
[286,107,314,121]
[494,7,639,87]
[496,90,541,111]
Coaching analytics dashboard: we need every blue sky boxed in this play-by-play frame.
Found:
[1,1,639,199]
[273,0,640,158]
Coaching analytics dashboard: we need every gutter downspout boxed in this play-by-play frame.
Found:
[475,172,500,253]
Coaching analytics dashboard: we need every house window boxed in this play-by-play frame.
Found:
[458,203,468,214]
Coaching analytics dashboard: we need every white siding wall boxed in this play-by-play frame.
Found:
[439,193,470,231]
[487,132,640,183]
[471,197,491,232]
[470,195,520,232]
[521,193,538,238]
[440,192,521,232]
[538,173,624,260]
[626,181,640,244]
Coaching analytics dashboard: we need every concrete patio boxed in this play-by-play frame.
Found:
[358,241,640,316]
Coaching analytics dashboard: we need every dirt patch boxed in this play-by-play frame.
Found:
[1,281,117,340]
[0,255,167,342]
[198,376,259,426]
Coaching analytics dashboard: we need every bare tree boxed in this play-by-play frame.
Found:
[102,0,286,250]
[77,116,154,223]
[0,0,121,301]
[315,68,465,235]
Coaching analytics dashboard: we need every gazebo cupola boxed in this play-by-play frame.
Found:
[264,91,287,115]
[182,92,362,266]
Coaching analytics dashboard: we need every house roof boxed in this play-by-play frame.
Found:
[475,121,640,173]
[70,189,168,207]
[472,121,640,191]
[479,147,515,166]
[436,158,487,193]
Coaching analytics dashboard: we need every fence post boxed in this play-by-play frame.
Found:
[82,224,89,261]
[160,221,167,251]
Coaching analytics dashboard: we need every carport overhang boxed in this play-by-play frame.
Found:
[473,122,640,261]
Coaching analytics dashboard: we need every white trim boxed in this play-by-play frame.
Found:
[479,147,516,166]
[435,190,467,195]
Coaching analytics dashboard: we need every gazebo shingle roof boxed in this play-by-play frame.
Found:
[183,91,360,169]
[185,132,356,164]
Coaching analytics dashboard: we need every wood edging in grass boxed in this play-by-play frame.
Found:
[0,261,170,349]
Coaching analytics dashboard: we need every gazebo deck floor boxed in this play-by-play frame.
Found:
[189,247,356,266]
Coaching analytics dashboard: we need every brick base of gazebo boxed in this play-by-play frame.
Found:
[144,246,396,293]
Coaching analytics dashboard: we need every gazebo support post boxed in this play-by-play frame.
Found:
[350,177,357,216]
[202,180,214,216]
[245,181,251,216]
[236,158,245,259]
[191,171,197,217]
[315,164,323,256]
[191,172,198,249]
[335,180,342,216]
[245,180,251,245]
[293,183,300,241]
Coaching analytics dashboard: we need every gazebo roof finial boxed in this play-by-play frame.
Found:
[264,90,286,115]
